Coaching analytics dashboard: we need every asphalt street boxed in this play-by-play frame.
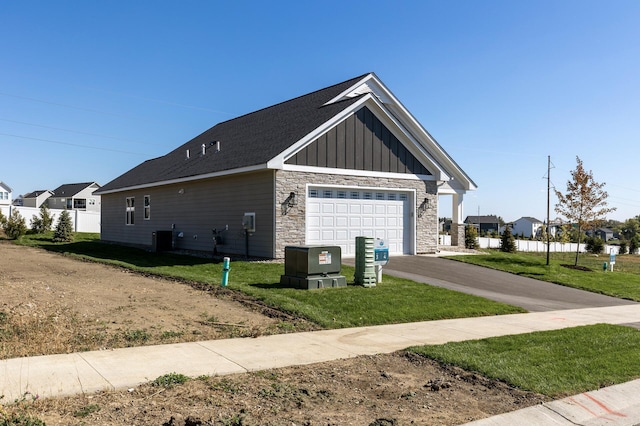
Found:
[380,255,637,312]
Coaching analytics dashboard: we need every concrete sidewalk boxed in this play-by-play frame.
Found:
[2,304,640,424]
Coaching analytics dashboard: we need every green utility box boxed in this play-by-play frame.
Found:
[355,236,376,287]
[280,246,347,290]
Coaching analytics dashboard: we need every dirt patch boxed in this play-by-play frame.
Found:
[560,264,593,272]
[0,242,549,425]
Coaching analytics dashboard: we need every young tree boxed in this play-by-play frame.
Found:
[52,209,74,242]
[555,157,616,266]
[585,237,604,254]
[619,241,628,255]
[30,204,54,234]
[500,225,517,253]
[3,209,27,239]
[465,225,479,249]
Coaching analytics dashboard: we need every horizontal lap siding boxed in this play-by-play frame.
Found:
[100,171,275,258]
[287,106,431,176]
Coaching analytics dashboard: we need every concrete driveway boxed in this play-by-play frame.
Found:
[378,255,636,312]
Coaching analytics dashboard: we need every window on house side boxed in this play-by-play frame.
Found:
[126,197,135,225]
[144,195,150,220]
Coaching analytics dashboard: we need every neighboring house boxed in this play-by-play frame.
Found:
[594,228,615,241]
[547,218,564,238]
[464,215,500,235]
[511,216,543,238]
[0,181,12,206]
[47,182,101,212]
[95,73,476,258]
[22,190,53,208]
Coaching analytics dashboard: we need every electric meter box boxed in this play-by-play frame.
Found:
[280,246,347,290]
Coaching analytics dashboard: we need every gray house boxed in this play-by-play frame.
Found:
[464,215,501,235]
[22,190,53,208]
[95,73,476,258]
[47,182,101,212]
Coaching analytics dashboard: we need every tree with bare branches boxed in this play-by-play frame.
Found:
[555,156,616,266]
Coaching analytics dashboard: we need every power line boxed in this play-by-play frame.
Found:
[0,118,152,146]
[0,132,149,156]
[0,91,137,120]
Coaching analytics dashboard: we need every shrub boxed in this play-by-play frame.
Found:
[619,241,628,255]
[3,210,27,240]
[52,209,74,242]
[30,205,54,234]
[585,237,604,254]
[465,225,478,249]
[500,225,517,253]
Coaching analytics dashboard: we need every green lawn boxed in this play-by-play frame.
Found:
[449,250,640,301]
[12,233,524,328]
[12,234,640,400]
[409,324,640,397]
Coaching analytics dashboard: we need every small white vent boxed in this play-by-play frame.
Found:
[186,149,190,159]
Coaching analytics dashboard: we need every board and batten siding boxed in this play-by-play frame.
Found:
[100,170,276,258]
[287,106,431,176]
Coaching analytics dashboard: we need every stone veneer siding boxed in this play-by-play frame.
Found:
[450,223,465,247]
[274,170,438,258]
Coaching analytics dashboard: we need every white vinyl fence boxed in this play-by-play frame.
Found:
[0,205,100,233]
[439,235,622,255]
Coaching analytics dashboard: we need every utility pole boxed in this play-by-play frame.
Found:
[546,155,551,266]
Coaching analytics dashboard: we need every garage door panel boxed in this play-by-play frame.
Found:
[306,187,411,256]
[321,217,334,227]
[321,230,335,240]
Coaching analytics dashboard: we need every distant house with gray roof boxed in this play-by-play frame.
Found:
[47,182,101,212]
[464,215,500,234]
[511,216,544,238]
[23,190,53,208]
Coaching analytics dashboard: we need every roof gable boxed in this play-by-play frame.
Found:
[465,215,500,223]
[285,106,431,176]
[97,73,475,195]
[52,182,100,197]
[24,190,52,199]
[0,181,12,192]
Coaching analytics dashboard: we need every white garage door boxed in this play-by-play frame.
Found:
[306,187,412,256]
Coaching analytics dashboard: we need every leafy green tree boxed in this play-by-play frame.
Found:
[30,205,54,234]
[619,241,628,255]
[585,237,604,254]
[3,209,27,239]
[465,225,478,249]
[52,209,74,242]
[630,237,640,255]
[555,157,616,266]
[557,224,572,243]
[0,209,6,229]
[621,216,640,242]
[500,225,517,253]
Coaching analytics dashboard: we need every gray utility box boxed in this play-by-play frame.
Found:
[280,246,347,290]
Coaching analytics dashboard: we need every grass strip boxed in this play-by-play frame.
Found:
[409,323,640,397]
[449,251,640,301]
[12,233,525,328]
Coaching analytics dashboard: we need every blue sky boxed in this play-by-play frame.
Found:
[2,1,639,222]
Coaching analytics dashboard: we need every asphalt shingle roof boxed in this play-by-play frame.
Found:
[99,74,370,193]
[51,182,99,197]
